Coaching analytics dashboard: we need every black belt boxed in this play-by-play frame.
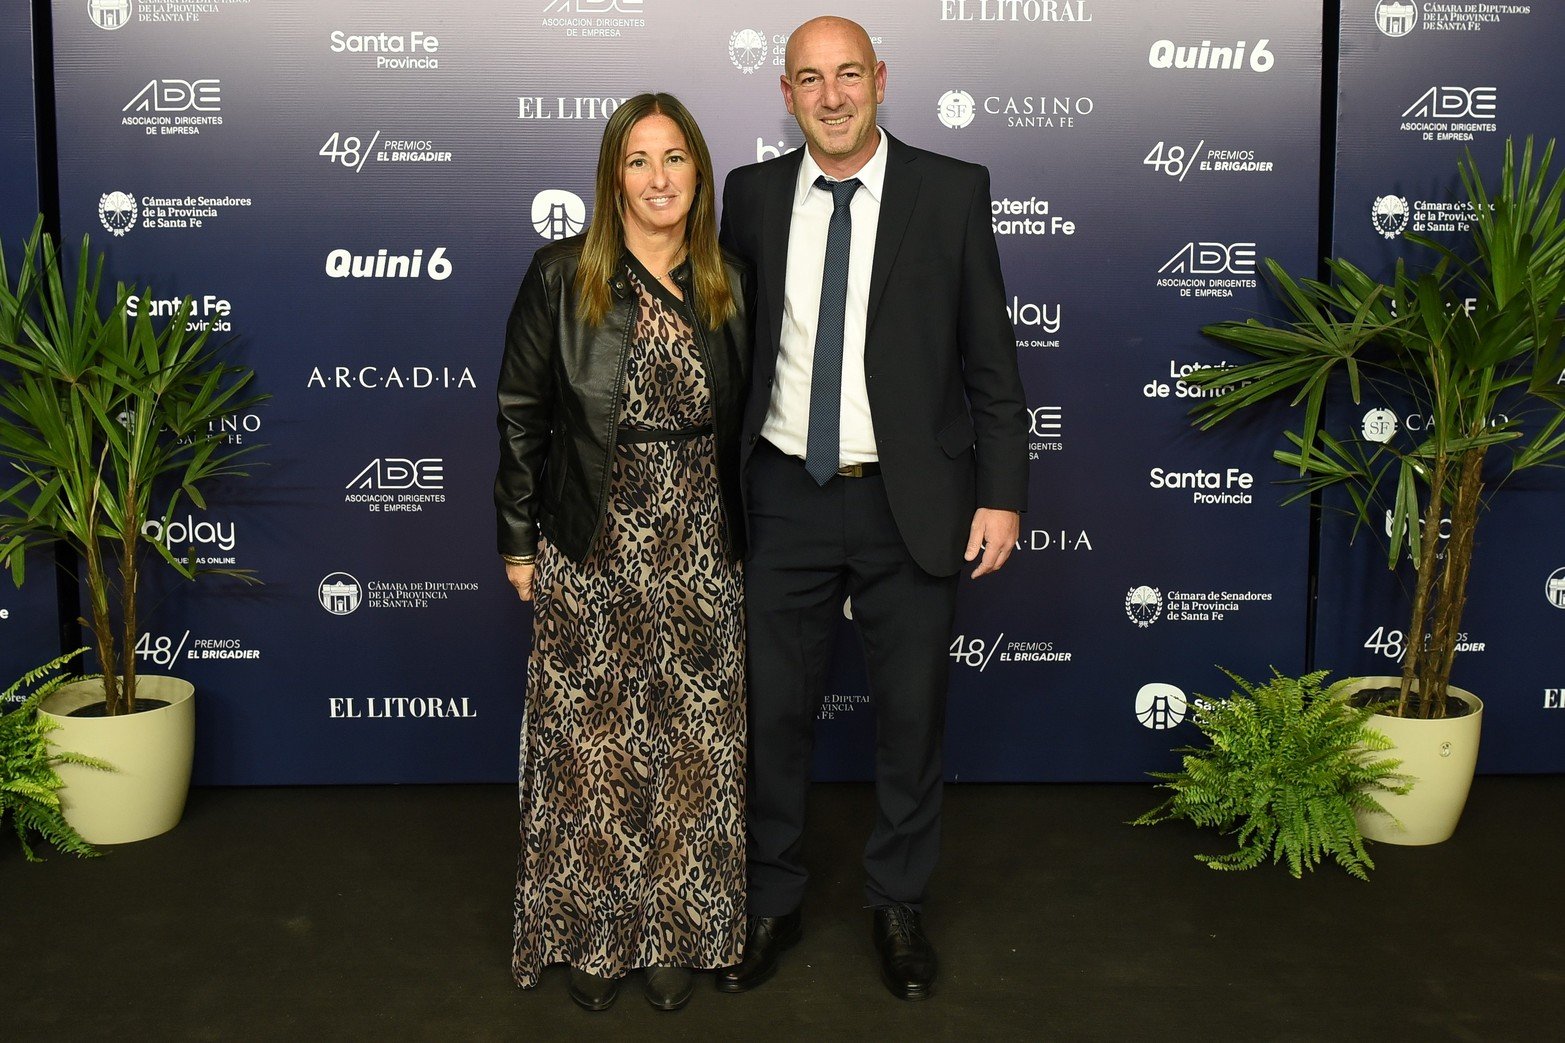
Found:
[616,423,712,445]
[757,437,880,477]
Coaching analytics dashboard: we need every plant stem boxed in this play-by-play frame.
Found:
[1426,446,1486,718]
[120,503,139,715]
[1401,454,1447,717]
[81,473,120,714]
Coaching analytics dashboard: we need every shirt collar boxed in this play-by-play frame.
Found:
[794,128,888,207]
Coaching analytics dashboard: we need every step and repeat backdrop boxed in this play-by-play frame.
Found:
[1319,3,1565,772]
[10,0,1550,782]
[0,7,61,693]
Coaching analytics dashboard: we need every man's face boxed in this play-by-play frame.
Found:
[781,19,886,175]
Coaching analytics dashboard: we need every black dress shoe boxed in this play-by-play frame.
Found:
[714,911,802,993]
[872,904,937,1001]
[644,966,694,1011]
[567,968,622,1011]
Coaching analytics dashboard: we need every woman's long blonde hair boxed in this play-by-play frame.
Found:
[575,92,736,330]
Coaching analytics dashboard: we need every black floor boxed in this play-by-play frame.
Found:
[7,779,1562,1041]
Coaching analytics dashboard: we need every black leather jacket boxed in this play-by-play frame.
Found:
[495,235,752,564]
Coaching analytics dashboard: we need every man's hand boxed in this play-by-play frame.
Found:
[963,508,1020,578]
[505,561,536,602]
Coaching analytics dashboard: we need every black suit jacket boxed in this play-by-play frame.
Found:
[719,131,1029,576]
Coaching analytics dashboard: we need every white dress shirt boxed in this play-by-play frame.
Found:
[761,130,889,465]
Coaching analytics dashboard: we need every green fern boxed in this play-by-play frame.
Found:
[1,648,111,861]
[1132,669,1411,880]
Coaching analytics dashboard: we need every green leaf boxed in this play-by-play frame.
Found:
[1133,670,1407,879]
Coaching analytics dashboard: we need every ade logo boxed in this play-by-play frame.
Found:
[1402,86,1497,121]
[348,459,444,490]
[125,79,220,113]
[545,0,645,11]
[1028,406,1061,440]
[1159,242,1255,276]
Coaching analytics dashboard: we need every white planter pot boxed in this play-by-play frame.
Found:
[1345,675,1483,846]
[39,676,196,845]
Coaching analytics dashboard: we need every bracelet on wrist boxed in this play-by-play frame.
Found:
[502,553,536,566]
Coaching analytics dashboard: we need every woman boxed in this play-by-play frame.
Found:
[495,93,750,1012]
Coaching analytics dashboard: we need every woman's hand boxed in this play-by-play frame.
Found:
[506,561,536,602]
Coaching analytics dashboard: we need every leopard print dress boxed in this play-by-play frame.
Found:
[512,259,745,987]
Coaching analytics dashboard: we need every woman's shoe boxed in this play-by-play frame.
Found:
[643,965,694,1011]
[567,968,621,1011]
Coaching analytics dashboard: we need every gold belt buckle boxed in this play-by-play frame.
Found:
[836,462,865,478]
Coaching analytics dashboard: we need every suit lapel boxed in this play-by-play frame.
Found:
[761,150,802,353]
[866,133,919,335]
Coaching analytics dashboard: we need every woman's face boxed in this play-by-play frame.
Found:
[619,113,697,242]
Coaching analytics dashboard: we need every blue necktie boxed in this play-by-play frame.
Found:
[806,176,861,485]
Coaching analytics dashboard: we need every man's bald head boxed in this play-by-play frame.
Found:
[784,15,877,79]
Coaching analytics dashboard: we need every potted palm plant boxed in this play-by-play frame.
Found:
[0,217,264,844]
[1184,137,1565,845]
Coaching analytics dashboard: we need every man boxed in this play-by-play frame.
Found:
[717,16,1028,1001]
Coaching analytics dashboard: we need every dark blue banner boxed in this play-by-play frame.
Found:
[0,10,38,250]
[41,0,1319,782]
[0,7,62,692]
[1319,1,1565,771]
